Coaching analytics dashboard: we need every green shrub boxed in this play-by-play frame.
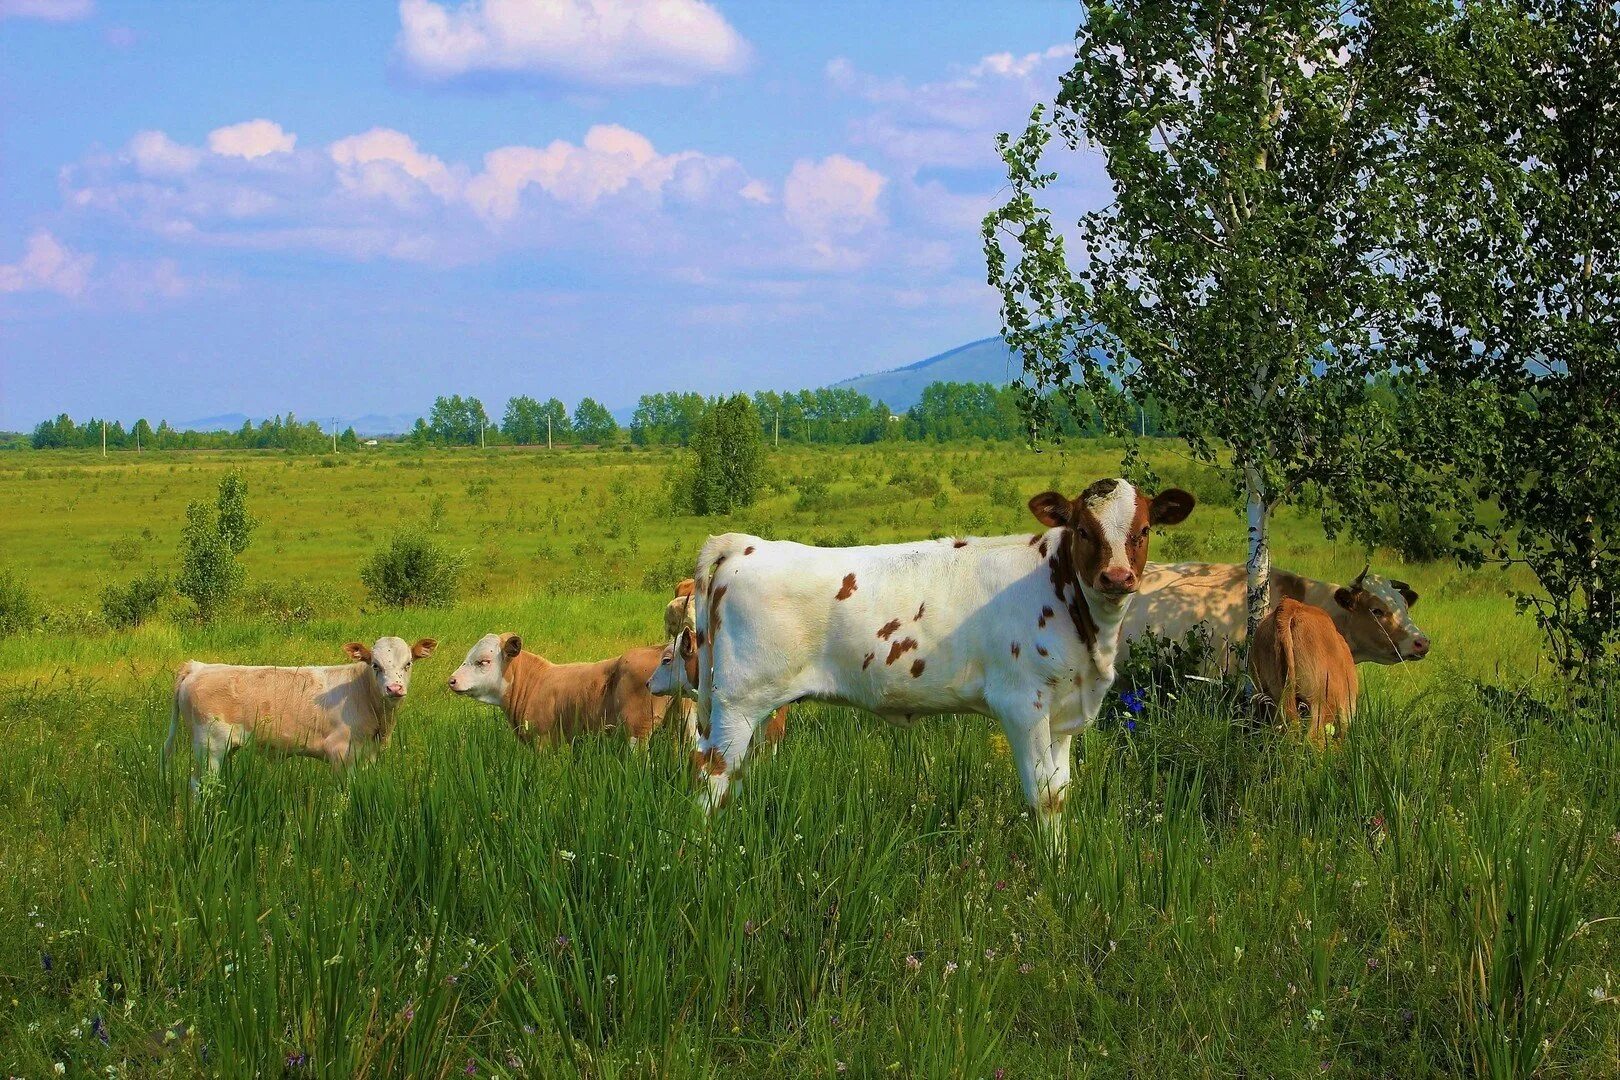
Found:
[99,568,169,629]
[244,578,325,626]
[687,395,765,515]
[360,530,467,608]
[1381,506,1452,563]
[0,567,41,637]
[177,471,256,621]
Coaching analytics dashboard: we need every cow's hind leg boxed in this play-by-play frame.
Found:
[695,696,774,815]
[190,720,232,796]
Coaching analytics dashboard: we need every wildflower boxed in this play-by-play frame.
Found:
[1018,962,1034,975]
[554,934,572,952]
[403,1001,416,1022]
[465,1057,478,1075]
[522,1024,535,1035]
[1590,986,1608,1002]
[994,880,1007,892]
[54,1065,66,1076]
[995,1070,1006,1079]
[836,1062,847,1073]
[1305,1007,1326,1032]
[92,1015,109,1044]
[286,1052,308,1069]
[1125,719,1137,733]
[1121,690,1146,715]
[943,961,958,977]
[507,1054,523,1070]
[905,954,922,972]
[1367,957,1381,971]
[560,850,576,863]
[984,948,997,962]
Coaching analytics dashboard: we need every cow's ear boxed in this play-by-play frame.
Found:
[677,626,696,658]
[502,634,523,659]
[344,642,373,663]
[1028,491,1072,528]
[1392,580,1419,608]
[674,578,696,599]
[1148,488,1195,526]
[1333,587,1359,611]
[411,638,437,659]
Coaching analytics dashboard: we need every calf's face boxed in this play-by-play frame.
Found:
[344,636,436,700]
[449,633,522,705]
[648,628,697,696]
[1334,571,1429,663]
[1029,479,1195,599]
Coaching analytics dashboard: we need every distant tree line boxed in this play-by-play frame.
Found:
[29,413,355,452]
[19,379,1164,453]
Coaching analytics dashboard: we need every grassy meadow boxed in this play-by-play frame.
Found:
[0,443,1615,1077]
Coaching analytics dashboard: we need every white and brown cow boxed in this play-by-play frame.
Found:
[1120,562,1428,672]
[166,636,437,789]
[689,478,1194,836]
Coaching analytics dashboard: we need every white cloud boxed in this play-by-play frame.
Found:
[0,230,95,297]
[783,154,886,239]
[396,0,751,88]
[0,0,91,21]
[208,119,296,160]
[129,130,202,177]
[465,123,713,217]
[330,128,461,204]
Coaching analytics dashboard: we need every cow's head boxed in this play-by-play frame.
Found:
[1333,567,1429,663]
[448,632,522,704]
[344,636,436,701]
[1030,479,1195,602]
[649,627,698,697]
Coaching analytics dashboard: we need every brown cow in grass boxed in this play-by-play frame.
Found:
[448,633,675,745]
[1250,598,1358,748]
[166,635,437,790]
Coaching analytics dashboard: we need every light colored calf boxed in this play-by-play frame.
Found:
[166,636,436,788]
[1250,598,1358,748]
[448,633,675,744]
[649,627,785,746]
[1121,562,1428,670]
[690,478,1194,836]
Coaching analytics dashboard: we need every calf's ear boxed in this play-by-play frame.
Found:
[344,642,373,663]
[1333,587,1359,611]
[1028,491,1073,528]
[674,578,696,599]
[502,634,523,658]
[1392,580,1419,608]
[677,626,696,658]
[1148,488,1196,526]
[411,638,438,659]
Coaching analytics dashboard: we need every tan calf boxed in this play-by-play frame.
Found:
[1250,598,1358,748]
[167,636,437,788]
[449,633,676,744]
[664,577,697,640]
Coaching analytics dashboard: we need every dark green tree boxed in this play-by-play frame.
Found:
[688,394,765,515]
[572,397,619,445]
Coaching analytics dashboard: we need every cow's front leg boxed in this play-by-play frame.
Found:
[996,701,1065,854]
[694,697,767,815]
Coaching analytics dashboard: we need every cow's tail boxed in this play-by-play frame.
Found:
[163,661,197,769]
[692,534,741,746]
[1278,608,1302,726]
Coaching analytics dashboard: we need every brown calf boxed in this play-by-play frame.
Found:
[1250,598,1358,748]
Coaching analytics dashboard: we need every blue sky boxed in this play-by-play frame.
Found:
[0,0,1104,429]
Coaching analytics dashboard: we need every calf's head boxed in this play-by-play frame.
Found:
[648,627,698,696]
[449,633,523,705]
[1029,479,1195,601]
[1333,567,1429,663]
[344,636,437,700]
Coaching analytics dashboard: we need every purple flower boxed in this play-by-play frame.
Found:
[40,952,52,972]
[465,1057,478,1075]
[1125,719,1137,733]
[1122,690,1146,715]
[91,1014,109,1044]
[286,1051,308,1069]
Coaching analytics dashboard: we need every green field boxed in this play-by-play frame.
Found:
[1,444,1614,1077]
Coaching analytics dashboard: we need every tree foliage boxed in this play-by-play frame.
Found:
[687,394,766,515]
[572,398,620,446]
[360,529,467,609]
[177,471,256,620]
[986,0,1463,632]
[426,395,489,446]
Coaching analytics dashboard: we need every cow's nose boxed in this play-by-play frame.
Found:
[387,682,405,697]
[1410,636,1430,657]
[1099,567,1137,592]
[448,676,458,689]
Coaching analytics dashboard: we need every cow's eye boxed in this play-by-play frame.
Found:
[372,662,382,673]
[1373,608,1387,618]
[405,661,412,669]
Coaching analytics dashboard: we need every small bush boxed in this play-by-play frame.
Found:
[794,475,833,512]
[244,579,325,626]
[888,467,942,499]
[641,542,693,593]
[554,563,626,597]
[1381,506,1452,563]
[100,568,169,630]
[0,567,41,637]
[360,529,467,608]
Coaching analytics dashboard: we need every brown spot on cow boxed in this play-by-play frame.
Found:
[913,602,926,621]
[743,546,755,555]
[692,747,727,777]
[1028,534,1042,546]
[910,658,926,678]
[953,538,968,548]
[1010,642,1021,658]
[1039,605,1053,628]
[876,618,903,640]
[862,651,876,671]
[836,573,858,600]
[1036,643,1049,657]
[886,637,919,665]
[1039,788,1066,815]
[1038,539,1049,558]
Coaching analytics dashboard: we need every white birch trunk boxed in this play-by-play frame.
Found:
[1244,462,1272,640]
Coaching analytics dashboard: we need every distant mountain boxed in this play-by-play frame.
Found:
[830,335,1018,411]
[176,412,420,437]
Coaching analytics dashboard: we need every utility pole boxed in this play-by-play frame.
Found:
[774,410,780,448]
[480,422,486,450]
[547,413,552,450]
[101,422,106,457]
[332,418,338,454]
